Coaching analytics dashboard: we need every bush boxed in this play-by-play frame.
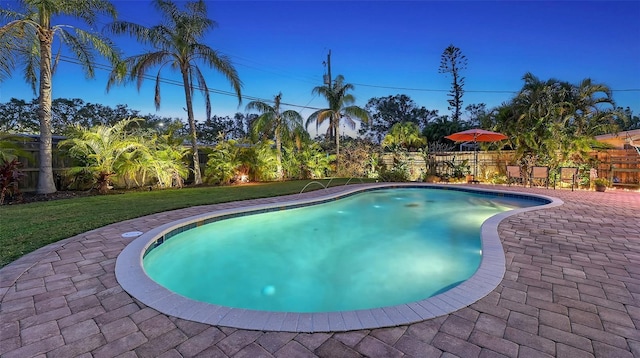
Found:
[0,159,25,205]
[378,168,410,182]
[593,178,610,187]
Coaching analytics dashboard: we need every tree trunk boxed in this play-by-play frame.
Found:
[334,115,340,169]
[275,128,283,181]
[181,69,202,185]
[36,29,57,194]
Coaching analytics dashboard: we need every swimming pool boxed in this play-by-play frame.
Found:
[116,183,561,332]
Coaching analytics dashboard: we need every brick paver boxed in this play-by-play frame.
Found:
[1,184,638,357]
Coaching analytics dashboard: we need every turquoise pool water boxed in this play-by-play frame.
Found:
[143,188,537,313]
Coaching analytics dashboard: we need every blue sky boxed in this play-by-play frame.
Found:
[1,0,639,136]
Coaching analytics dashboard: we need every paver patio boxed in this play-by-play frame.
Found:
[0,184,638,357]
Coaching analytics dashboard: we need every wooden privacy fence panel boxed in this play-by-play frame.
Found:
[381,149,640,188]
[382,151,516,181]
[594,149,640,188]
[8,136,72,192]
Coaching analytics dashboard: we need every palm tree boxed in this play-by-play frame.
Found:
[204,135,244,185]
[0,0,119,194]
[496,73,626,168]
[299,142,334,179]
[510,73,572,158]
[147,141,190,188]
[246,93,303,180]
[59,118,144,193]
[422,115,468,144]
[106,0,242,185]
[306,75,369,165]
[570,78,622,137]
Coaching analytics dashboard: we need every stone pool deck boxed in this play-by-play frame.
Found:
[1,184,638,358]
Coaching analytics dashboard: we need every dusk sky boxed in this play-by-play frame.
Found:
[1,0,639,136]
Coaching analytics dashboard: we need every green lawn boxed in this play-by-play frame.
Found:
[0,178,374,268]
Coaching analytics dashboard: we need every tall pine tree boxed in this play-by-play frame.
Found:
[439,45,467,123]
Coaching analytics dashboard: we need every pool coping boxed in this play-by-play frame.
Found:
[115,183,563,332]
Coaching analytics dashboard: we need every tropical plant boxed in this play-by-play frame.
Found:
[444,158,471,179]
[146,141,190,188]
[382,122,427,151]
[100,124,189,189]
[0,0,119,194]
[379,147,410,182]
[298,142,333,179]
[568,78,625,139]
[422,115,469,144]
[493,72,626,168]
[359,94,437,142]
[114,150,147,189]
[246,93,303,180]
[204,136,244,185]
[306,74,369,166]
[243,140,277,182]
[0,159,25,205]
[106,0,242,185]
[59,118,144,193]
[280,144,302,179]
[593,177,610,187]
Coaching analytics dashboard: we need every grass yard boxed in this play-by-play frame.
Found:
[0,178,374,268]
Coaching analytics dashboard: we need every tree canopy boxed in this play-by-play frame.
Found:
[360,94,437,143]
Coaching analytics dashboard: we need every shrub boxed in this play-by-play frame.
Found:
[593,178,610,187]
[0,159,25,205]
[378,167,409,182]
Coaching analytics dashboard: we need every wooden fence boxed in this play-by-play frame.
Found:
[594,149,640,188]
[8,136,73,192]
[381,149,640,188]
[381,151,515,182]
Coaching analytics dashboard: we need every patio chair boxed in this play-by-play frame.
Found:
[530,166,549,188]
[506,165,525,186]
[555,167,579,191]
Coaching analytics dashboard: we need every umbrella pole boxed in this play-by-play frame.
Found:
[474,140,478,182]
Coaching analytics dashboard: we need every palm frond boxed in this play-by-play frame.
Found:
[0,18,38,87]
[56,27,95,77]
[59,0,117,24]
[129,51,169,89]
[155,0,180,23]
[154,71,162,110]
[104,21,151,44]
[282,110,304,129]
[305,110,319,129]
[147,24,173,49]
[194,44,242,103]
[245,101,272,113]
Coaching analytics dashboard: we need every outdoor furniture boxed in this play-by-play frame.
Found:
[555,167,579,191]
[506,165,525,186]
[530,166,549,188]
[445,129,508,183]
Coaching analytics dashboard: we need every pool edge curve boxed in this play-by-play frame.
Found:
[115,183,563,333]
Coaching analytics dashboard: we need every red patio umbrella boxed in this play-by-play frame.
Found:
[445,128,508,181]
